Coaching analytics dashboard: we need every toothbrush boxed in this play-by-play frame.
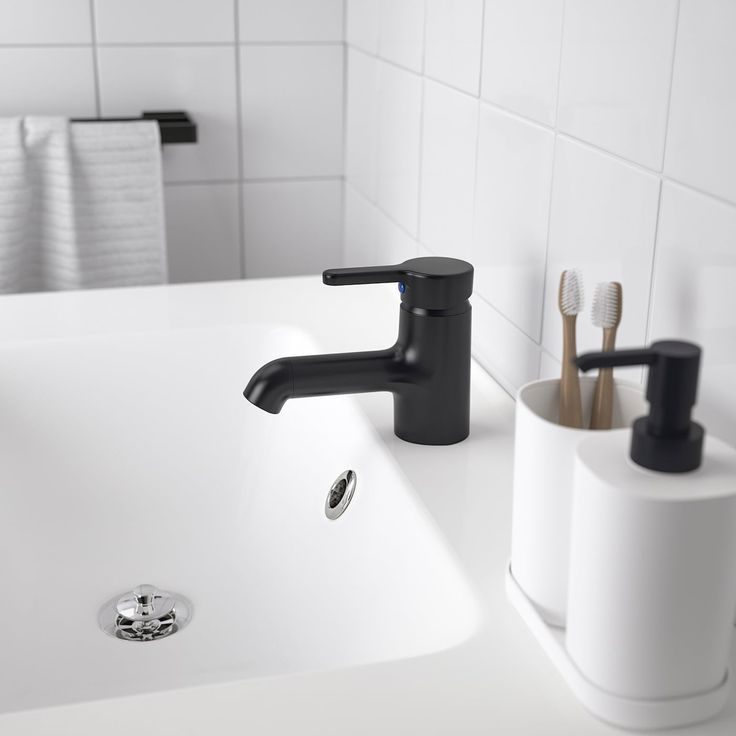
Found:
[558,269,584,428]
[589,281,623,430]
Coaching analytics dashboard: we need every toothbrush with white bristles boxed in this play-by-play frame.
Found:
[558,269,584,428]
[589,281,623,429]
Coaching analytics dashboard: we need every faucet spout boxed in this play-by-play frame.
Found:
[244,348,401,414]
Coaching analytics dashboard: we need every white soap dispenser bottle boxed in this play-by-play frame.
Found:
[565,341,736,726]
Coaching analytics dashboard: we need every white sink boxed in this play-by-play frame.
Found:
[0,324,479,713]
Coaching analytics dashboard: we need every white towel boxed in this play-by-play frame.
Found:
[0,116,167,293]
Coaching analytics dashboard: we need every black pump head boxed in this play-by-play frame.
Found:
[576,340,704,473]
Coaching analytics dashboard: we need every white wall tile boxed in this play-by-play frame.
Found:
[344,188,419,267]
[376,62,422,235]
[541,138,660,363]
[557,0,677,170]
[377,211,419,265]
[239,0,343,43]
[665,0,736,203]
[420,80,478,257]
[649,183,736,445]
[0,0,91,44]
[94,0,234,43]
[481,0,564,127]
[346,0,380,55]
[0,47,96,116]
[472,106,554,341]
[97,46,238,183]
[240,45,343,179]
[165,183,242,283]
[378,0,425,72]
[243,180,342,277]
[424,0,483,94]
[344,185,380,265]
[345,50,379,200]
[472,296,540,395]
[539,349,561,381]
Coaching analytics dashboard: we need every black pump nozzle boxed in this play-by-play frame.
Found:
[576,341,704,473]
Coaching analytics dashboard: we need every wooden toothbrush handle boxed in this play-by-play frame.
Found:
[590,328,616,429]
[590,368,614,429]
[560,315,583,428]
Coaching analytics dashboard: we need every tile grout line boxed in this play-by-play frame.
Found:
[163,176,345,187]
[233,0,246,279]
[644,0,682,346]
[662,176,736,211]
[476,0,487,98]
[474,291,544,346]
[541,346,561,363]
[88,0,101,117]
[468,0,488,278]
[552,0,567,131]
[244,175,345,184]
[0,41,345,49]
[340,0,349,265]
[536,0,568,362]
[657,0,682,175]
[470,293,541,397]
[345,43,379,209]
[644,180,666,348]
[0,42,94,48]
[345,184,418,257]
[557,134,736,211]
[479,98,559,135]
[554,132,661,181]
[413,1,430,246]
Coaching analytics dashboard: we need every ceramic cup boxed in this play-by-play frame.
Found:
[510,376,646,626]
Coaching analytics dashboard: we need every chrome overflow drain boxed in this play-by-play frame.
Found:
[325,470,356,520]
[99,584,192,642]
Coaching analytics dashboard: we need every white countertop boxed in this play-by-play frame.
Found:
[1,277,734,735]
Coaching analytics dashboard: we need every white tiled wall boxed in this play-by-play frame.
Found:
[344,0,736,445]
[0,0,344,282]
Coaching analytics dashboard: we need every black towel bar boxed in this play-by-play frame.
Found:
[71,111,197,145]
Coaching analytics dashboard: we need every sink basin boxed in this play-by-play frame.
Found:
[0,324,479,713]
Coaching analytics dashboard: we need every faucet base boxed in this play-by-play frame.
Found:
[392,305,471,445]
[394,394,470,445]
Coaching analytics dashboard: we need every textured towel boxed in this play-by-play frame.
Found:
[0,117,167,293]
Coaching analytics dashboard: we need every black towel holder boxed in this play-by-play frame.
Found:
[71,111,197,145]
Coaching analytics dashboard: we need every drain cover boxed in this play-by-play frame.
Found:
[99,584,192,642]
[325,470,356,520]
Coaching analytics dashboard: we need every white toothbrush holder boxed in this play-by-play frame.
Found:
[566,432,736,711]
[511,377,646,626]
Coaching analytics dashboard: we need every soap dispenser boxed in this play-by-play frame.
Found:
[564,340,736,726]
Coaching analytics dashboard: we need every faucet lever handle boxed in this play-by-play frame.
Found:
[322,264,403,286]
[323,257,474,311]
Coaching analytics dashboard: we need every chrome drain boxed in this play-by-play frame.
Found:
[325,470,356,520]
[99,584,192,642]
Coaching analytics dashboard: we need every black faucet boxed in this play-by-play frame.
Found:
[244,257,474,445]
